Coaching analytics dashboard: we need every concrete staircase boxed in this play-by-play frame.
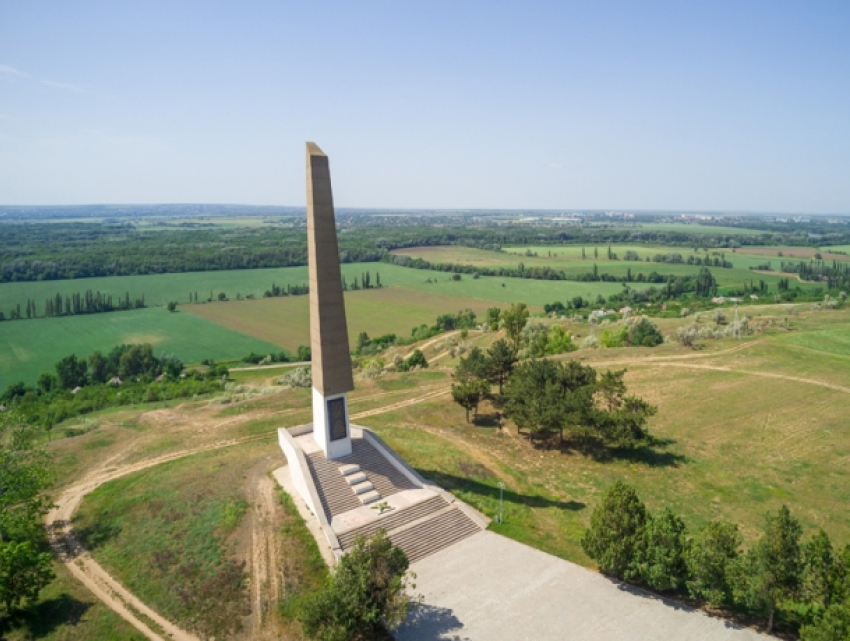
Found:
[340,463,380,505]
[337,495,482,563]
[305,438,418,520]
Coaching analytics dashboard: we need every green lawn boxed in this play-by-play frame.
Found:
[0,307,280,389]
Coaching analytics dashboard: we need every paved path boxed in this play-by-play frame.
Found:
[396,531,768,641]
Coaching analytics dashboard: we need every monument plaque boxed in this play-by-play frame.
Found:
[327,398,347,441]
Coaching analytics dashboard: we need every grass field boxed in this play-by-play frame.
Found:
[73,441,271,639]
[0,307,280,389]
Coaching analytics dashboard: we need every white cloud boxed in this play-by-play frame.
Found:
[41,79,86,93]
[0,64,29,77]
[549,163,563,169]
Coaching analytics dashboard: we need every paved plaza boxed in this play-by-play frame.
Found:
[396,531,767,641]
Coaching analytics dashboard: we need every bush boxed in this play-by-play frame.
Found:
[298,531,417,640]
[629,317,663,347]
[281,367,312,388]
[581,334,599,349]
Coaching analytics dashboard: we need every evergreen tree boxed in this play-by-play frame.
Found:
[582,481,647,581]
[686,520,741,606]
[731,505,802,632]
[639,508,689,592]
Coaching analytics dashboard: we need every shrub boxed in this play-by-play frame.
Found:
[629,317,663,347]
[581,334,599,349]
[281,367,312,388]
[298,531,417,640]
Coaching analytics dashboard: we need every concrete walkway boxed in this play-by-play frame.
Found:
[396,531,768,641]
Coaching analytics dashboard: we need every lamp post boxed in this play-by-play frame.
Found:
[497,481,506,524]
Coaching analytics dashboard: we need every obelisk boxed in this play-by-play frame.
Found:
[306,142,355,459]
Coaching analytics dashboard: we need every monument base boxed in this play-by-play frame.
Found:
[312,387,352,459]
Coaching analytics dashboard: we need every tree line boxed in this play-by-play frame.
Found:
[0,344,228,428]
[3,217,843,284]
[583,481,850,638]
[0,290,146,322]
[781,259,850,289]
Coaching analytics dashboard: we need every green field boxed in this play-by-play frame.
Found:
[0,261,646,319]
[0,307,280,389]
[821,244,850,254]
[0,261,637,388]
[394,245,808,292]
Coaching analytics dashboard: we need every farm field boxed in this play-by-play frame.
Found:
[392,245,810,292]
[0,261,640,320]
[0,307,280,389]
[186,286,501,351]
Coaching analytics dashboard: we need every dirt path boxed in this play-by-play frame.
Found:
[243,460,284,639]
[658,362,850,394]
[47,384,448,640]
[351,387,450,420]
[230,361,310,372]
[403,330,460,359]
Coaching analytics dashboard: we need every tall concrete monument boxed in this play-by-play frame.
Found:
[306,142,355,459]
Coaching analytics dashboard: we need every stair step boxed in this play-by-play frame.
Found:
[359,490,381,505]
[345,471,367,485]
[339,463,360,476]
[351,481,374,495]
[338,496,449,548]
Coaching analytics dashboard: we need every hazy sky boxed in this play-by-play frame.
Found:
[1,1,848,212]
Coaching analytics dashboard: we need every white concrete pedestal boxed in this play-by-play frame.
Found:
[312,387,352,459]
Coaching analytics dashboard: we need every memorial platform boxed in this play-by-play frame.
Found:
[279,425,488,563]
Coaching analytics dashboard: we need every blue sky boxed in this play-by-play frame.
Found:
[1,1,848,212]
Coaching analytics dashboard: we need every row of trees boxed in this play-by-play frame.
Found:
[263,282,309,298]
[0,290,146,322]
[583,482,850,637]
[781,259,850,289]
[343,271,382,290]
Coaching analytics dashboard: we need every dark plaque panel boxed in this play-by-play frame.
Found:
[327,398,347,441]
